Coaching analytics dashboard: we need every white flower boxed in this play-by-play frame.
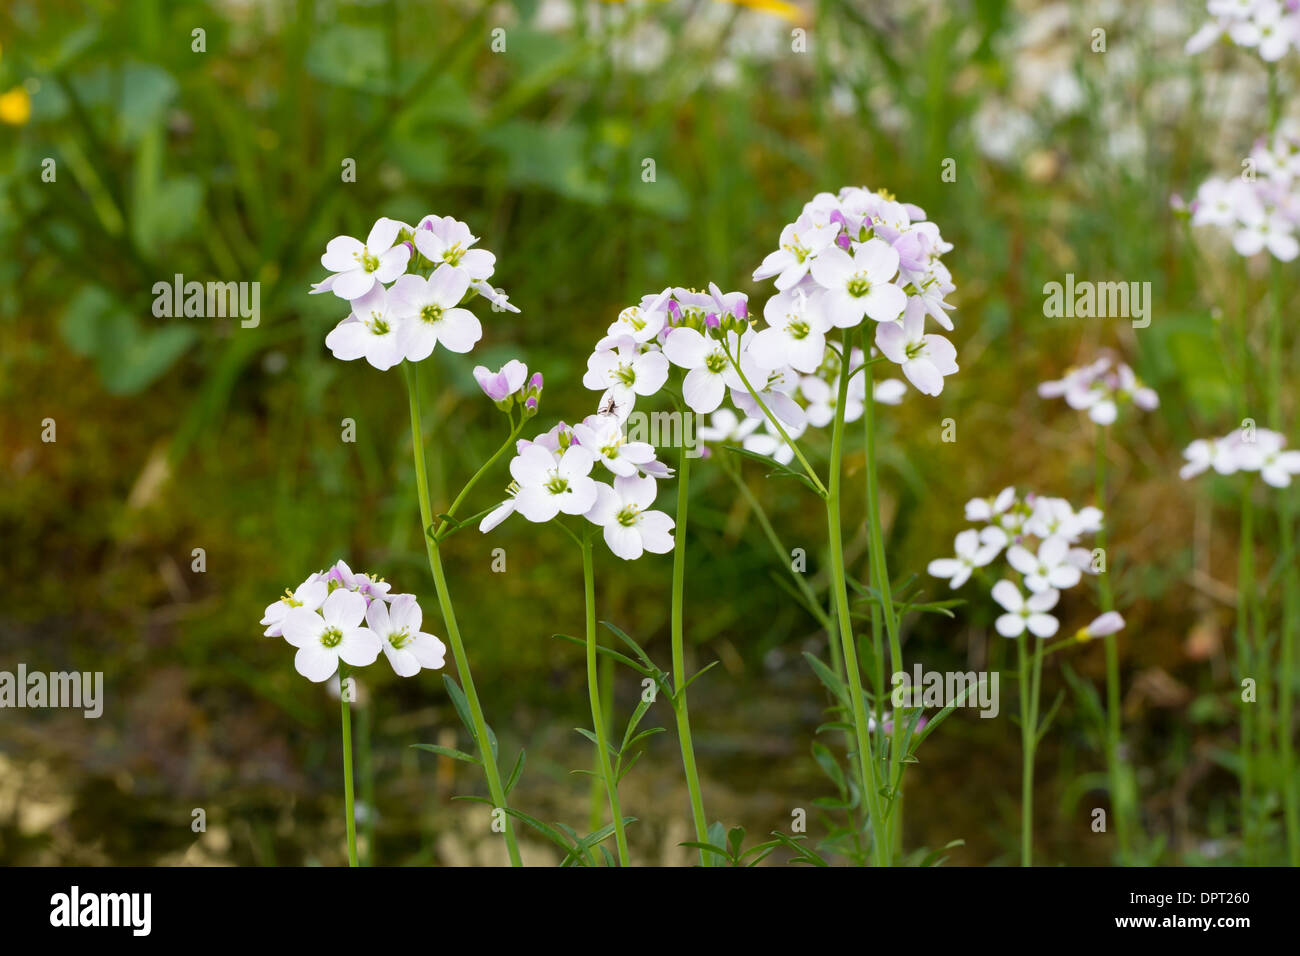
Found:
[471,279,519,313]
[1025,497,1102,542]
[749,289,834,373]
[412,215,496,280]
[582,338,670,413]
[479,493,518,533]
[874,378,908,405]
[799,375,863,428]
[261,573,328,638]
[388,266,483,359]
[663,327,746,414]
[965,487,1016,523]
[586,475,675,560]
[325,560,392,604]
[366,594,446,677]
[510,443,599,522]
[319,217,411,300]
[281,590,382,682]
[325,285,406,371]
[874,299,959,396]
[729,359,806,428]
[699,408,761,446]
[1007,535,1083,593]
[991,580,1060,638]
[572,416,658,477]
[1181,430,1252,479]
[927,529,1000,588]
[809,238,907,327]
[752,216,839,290]
[1234,428,1300,486]
[1233,196,1300,260]
[743,415,807,465]
[1080,611,1126,640]
[608,291,671,344]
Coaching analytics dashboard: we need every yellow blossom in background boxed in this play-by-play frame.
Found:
[599,0,803,23]
[0,86,31,125]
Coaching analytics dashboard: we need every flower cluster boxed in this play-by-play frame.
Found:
[313,215,518,371]
[1180,425,1300,486]
[1038,353,1160,425]
[928,488,1120,640]
[570,187,954,473]
[260,560,446,682]
[1186,0,1300,62]
[1187,126,1300,262]
[480,418,676,560]
[751,186,958,396]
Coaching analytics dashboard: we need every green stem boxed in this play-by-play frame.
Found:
[862,358,904,862]
[358,697,375,866]
[340,663,358,868]
[582,532,631,866]
[403,361,522,867]
[1095,426,1130,861]
[671,447,711,864]
[1267,248,1299,864]
[1237,478,1255,864]
[722,454,833,631]
[1018,632,1042,867]
[826,335,888,865]
[723,343,828,497]
[436,415,523,535]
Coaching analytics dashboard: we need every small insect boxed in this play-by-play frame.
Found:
[598,394,622,417]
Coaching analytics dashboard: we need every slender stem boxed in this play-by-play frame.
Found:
[722,343,828,497]
[723,454,833,630]
[1264,191,1299,860]
[358,698,375,866]
[436,415,523,534]
[826,334,888,865]
[581,532,631,865]
[724,452,869,846]
[339,663,358,868]
[671,447,711,864]
[1237,478,1255,864]
[1018,632,1033,867]
[862,357,904,861]
[1095,426,1130,861]
[403,361,522,867]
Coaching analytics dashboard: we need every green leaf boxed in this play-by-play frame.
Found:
[505,749,526,795]
[502,808,578,856]
[573,727,616,756]
[803,652,849,708]
[442,674,499,761]
[675,660,721,701]
[442,674,475,736]
[410,743,480,765]
[811,742,847,794]
[1034,690,1067,746]
[919,838,965,867]
[723,445,822,495]
[551,633,650,676]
